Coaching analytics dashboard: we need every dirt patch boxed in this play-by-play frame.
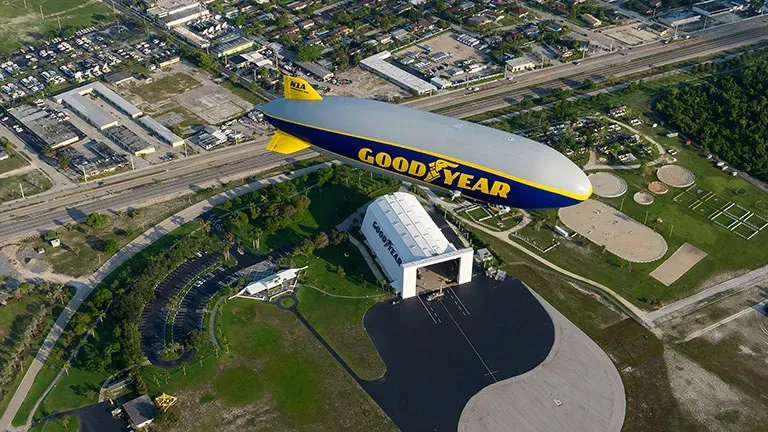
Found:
[558,199,668,263]
[648,181,669,194]
[657,165,695,188]
[664,347,764,432]
[588,172,627,198]
[650,243,707,286]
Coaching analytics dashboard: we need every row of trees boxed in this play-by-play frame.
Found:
[655,56,768,181]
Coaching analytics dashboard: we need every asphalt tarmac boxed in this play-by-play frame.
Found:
[362,275,554,431]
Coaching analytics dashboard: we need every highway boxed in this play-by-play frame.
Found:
[406,17,768,116]
[0,141,315,242]
[2,16,767,243]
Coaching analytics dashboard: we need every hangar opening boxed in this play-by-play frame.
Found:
[361,192,473,299]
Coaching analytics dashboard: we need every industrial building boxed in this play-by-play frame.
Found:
[137,116,185,147]
[104,125,155,156]
[298,61,334,81]
[361,192,473,299]
[146,0,211,28]
[242,267,307,297]
[122,394,156,429]
[213,36,257,58]
[8,105,81,149]
[693,0,735,17]
[506,56,536,73]
[54,82,143,131]
[173,26,211,49]
[360,51,437,95]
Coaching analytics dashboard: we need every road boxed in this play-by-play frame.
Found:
[0,163,329,431]
[405,17,768,116]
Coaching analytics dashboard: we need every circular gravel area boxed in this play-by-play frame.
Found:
[656,165,695,188]
[588,172,627,198]
[634,191,655,205]
[648,181,669,195]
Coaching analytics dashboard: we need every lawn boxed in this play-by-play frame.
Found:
[24,194,209,277]
[0,1,112,55]
[35,367,109,419]
[140,299,396,431]
[29,414,78,432]
[129,73,202,104]
[0,145,29,174]
[0,170,52,203]
[295,243,389,380]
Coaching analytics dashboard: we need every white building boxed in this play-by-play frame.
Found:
[361,193,473,299]
[244,267,307,295]
[360,51,437,95]
[506,56,536,73]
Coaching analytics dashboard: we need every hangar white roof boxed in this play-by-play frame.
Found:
[367,192,455,263]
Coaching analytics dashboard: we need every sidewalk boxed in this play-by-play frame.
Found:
[0,162,330,431]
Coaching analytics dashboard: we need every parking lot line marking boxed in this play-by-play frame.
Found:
[439,301,496,383]
[417,294,438,324]
[447,287,470,316]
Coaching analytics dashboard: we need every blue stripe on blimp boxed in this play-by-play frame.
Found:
[265,116,581,209]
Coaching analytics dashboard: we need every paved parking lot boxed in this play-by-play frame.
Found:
[362,274,554,431]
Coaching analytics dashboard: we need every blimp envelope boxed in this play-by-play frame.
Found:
[260,76,592,209]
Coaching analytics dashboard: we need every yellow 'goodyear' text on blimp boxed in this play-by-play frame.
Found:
[357,148,511,198]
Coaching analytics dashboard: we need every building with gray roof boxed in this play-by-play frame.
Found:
[54,82,143,130]
[360,51,437,95]
[8,105,81,148]
[122,394,156,429]
[138,116,185,147]
[104,125,155,156]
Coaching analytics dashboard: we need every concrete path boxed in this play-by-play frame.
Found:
[459,287,625,432]
[682,299,768,342]
[347,235,388,286]
[646,264,768,324]
[208,297,224,348]
[300,283,389,299]
[0,162,330,431]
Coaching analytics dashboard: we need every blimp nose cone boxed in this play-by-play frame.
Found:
[573,169,593,200]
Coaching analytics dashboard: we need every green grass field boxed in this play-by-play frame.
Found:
[0,0,112,55]
[29,414,78,432]
[0,170,52,204]
[219,80,267,105]
[0,146,29,174]
[295,243,389,380]
[140,299,395,431]
[35,367,109,419]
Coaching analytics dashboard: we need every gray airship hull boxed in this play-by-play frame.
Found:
[260,96,591,209]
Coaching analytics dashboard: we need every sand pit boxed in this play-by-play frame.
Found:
[657,165,695,188]
[634,191,654,205]
[588,172,627,198]
[648,181,669,195]
[650,243,707,286]
[559,199,668,263]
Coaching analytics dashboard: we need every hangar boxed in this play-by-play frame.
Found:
[361,192,473,299]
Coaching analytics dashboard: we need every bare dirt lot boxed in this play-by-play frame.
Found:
[603,25,660,46]
[558,199,668,263]
[650,243,707,286]
[657,165,696,188]
[329,67,410,99]
[589,172,627,198]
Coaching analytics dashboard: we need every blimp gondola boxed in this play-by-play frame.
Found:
[259,76,591,209]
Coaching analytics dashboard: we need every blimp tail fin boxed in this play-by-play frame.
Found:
[283,76,323,101]
[266,131,311,154]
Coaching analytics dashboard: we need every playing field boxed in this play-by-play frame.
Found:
[649,243,707,286]
[0,0,112,55]
[559,199,668,263]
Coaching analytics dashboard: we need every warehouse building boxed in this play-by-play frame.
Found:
[137,116,185,147]
[213,36,257,58]
[104,125,155,156]
[8,105,81,149]
[361,51,437,95]
[54,82,143,130]
[361,192,473,299]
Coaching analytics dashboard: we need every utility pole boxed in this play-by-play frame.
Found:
[57,17,61,32]
[130,154,135,170]
[669,224,674,237]
[82,167,87,183]
[620,196,625,211]
[183,141,188,157]
[19,183,25,199]
[40,5,44,20]
[644,211,649,225]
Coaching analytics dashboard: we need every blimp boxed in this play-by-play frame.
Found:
[259,76,591,209]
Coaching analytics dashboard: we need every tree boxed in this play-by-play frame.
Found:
[296,44,322,62]
[581,78,596,90]
[42,230,59,241]
[85,212,111,229]
[198,53,219,72]
[42,144,56,159]
[276,14,290,27]
[234,13,246,28]
[337,266,346,279]
[293,239,315,256]
[57,155,71,170]
[226,210,249,229]
[329,230,347,245]
[313,232,329,250]
[103,239,119,254]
